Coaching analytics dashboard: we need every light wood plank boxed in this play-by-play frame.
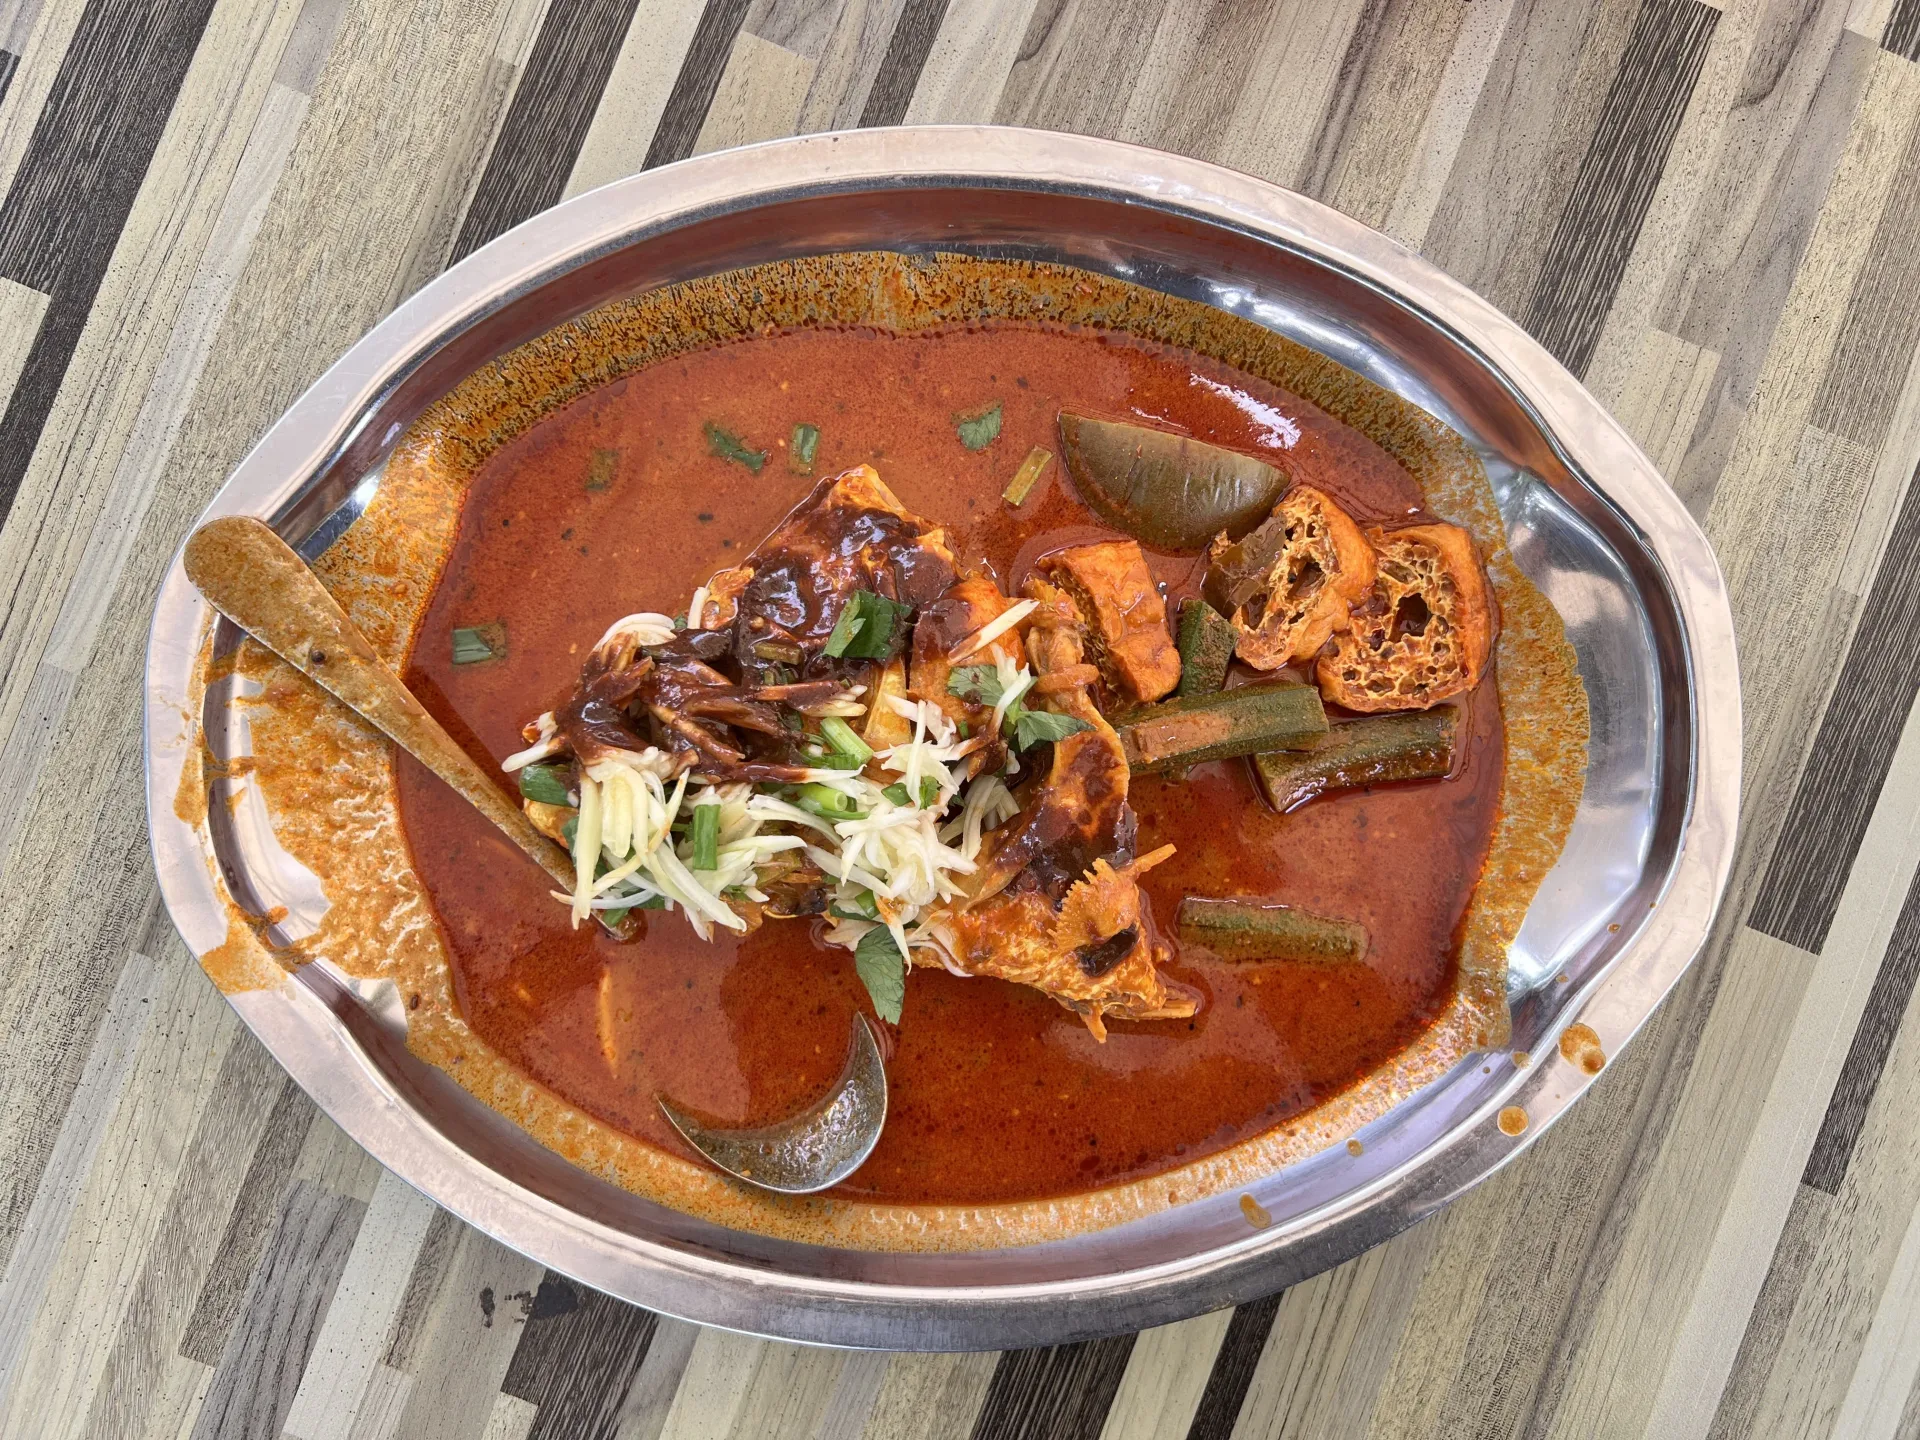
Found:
[690,30,815,157]
[1605,695,1920,1438]
[1381,0,1517,248]
[1605,327,1723,482]
[282,1170,440,1440]
[1096,1309,1232,1440]
[656,1326,846,1440]
[1833,1190,1920,1440]
[480,1392,538,1440]
[857,1352,998,1440]
[613,1315,701,1440]
[902,0,1039,125]
[563,0,707,198]
[0,276,47,408]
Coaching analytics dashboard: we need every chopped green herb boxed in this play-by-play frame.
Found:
[1003,445,1051,505]
[853,925,906,1024]
[819,716,873,766]
[823,589,911,660]
[1013,708,1092,751]
[955,402,1003,451]
[704,421,768,473]
[689,802,720,871]
[920,775,940,808]
[816,749,864,771]
[795,783,862,821]
[600,906,631,926]
[562,816,578,846]
[673,613,688,631]
[882,782,911,806]
[450,621,506,665]
[516,764,571,806]
[947,665,1003,706]
[830,890,880,921]
[636,894,668,909]
[751,639,806,664]
[585,447,618,491]
[790,422,820,473]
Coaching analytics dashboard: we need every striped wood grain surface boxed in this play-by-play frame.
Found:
[3,0,1920,1435]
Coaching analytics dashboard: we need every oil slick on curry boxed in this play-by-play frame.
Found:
[203,253,1588,1248]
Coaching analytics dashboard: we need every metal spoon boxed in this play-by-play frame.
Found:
[183,515,890,1193]
[658,1015,888,1193]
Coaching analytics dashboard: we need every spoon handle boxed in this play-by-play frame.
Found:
[183,515,575,892]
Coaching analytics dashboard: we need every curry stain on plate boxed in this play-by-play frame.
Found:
[1497,1106,1528,1136]
[1346,1138,1364,1156]
[1511,1050,1530,1068]
[1240,1193,1272,1228]
[1560,1022,1606,1075]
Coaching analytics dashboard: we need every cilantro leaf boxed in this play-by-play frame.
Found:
[516,764,571,805]
[1013,707,1092,751]
[823,590,911,659]
[853,926,906,1024]
[947,664,1003,706]
[955,402,1003,451]
[704,421,768,472]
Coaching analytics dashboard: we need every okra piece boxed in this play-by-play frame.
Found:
[1177,897,1369,965]
[1252,707,1457,813]
[1175,597,1236,697]
[1114,679,1327,773]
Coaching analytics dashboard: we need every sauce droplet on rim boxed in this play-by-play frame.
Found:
[1346,1139,1364,1156]
[1560,1022,1606,1075]
[1240,1193,1272,1228]
[1497,1105,1528,1136]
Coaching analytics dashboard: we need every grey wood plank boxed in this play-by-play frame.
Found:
[0,0,221,523]
[1707,1183,1834,1440]
[187,1181,366,1440]
[969,1334,1137,1440]
[499,1273,658,1440]
[856,0,946,127]
[1522,0,1719,376]
[177,1076,317,1365]
[1751,464,1920,952]
[640,0,755,169]
[1802,866,1920,1192]
[449,0,644,262]
[1183,1294,1281,1440]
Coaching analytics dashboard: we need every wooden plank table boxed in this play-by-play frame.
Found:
[2,0,1918,1435]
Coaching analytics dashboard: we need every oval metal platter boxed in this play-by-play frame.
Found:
[143,127,1740,1351]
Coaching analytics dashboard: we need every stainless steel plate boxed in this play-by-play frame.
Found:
[144,127,1740,1350]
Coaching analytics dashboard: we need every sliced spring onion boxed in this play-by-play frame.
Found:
[704,421,768,472]
[830,889,881,921]
[955,402,1003,451]
[795,783,863,820]
[1003,445,1051,505]
[751,638,805,664]
[516,764,571,805]
[451,622,505,665]
[790,422,820,473]
[585,447,617,491]
[819,716,873,766]
[689,802,721,872]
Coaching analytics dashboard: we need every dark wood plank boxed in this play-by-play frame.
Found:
[0,49,18,113]
[178,1077,317,1365]
[857,0,950,128]
[1887,0,1920,63]
[1801,870,1920,1192]
[0,0,221,524]
[641,0,756,171]
[969,1334,1138,1440]
[1750,464,1920,952]
[1524,0,1719,376]
[449,0,647,263]
[499,1272,657,1440]
[187,1181,365,1440]
[1183,1293,1282,1440]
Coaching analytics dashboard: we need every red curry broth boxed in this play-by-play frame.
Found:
[398,322,1503,1205]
